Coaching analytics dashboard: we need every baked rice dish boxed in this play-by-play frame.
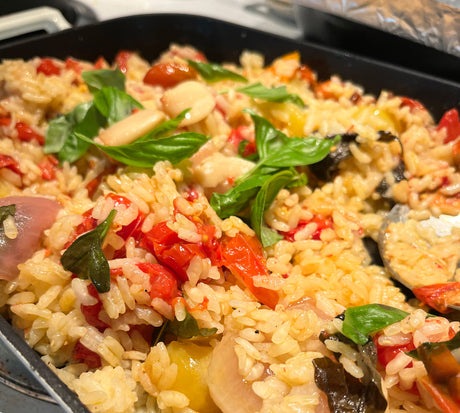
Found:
[0,44,459,413]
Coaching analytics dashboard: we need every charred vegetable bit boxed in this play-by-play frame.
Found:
[210,110,337,247]
[314,331,387,413]
[61,209,116,293]
[0,204,15,226]
[342,304,409,345]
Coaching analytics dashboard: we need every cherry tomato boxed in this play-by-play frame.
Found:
[137,262,179,303]
[15,122,45,145]
[298,64,316,87]
[373,334,416,368]
[94,56,109,69]
[36,58,61,76]
[222,233,279,309]
[0,154,22,176]
[143,62,197,88]
[65,58,83,74]
[72,340,102,369]
[38,154,58,180]
[400,97,426,112]
[80,284,109,331]
[282,215,332,242]
[115,50,133,74]
[437,108,460,144]
[0,117,12,126]
[413,282,460,314]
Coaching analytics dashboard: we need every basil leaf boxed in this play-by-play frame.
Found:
[0,204,15,225]
[245,110,340,168]
[61,209,116,293]
[166,307,217,339]
[342,304,410,345]
[76,131,208,168]
[238,82,304,107]
[82,68,125,94]
[45,101,94,154]
[210,171,268,219]
[93,87,143,126]
[251,169,298,247]
[187,60,247,83]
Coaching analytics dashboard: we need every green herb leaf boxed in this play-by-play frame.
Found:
[342,304,410,345]
[251,169,298,247]
[166,307,217,339]
[93,87,143,126]
[187,60,247,83]
[0,204,15,226]
[76,131,208,168]
[82,68,125,94]
[61,209,116,293]
[238,82,305,107]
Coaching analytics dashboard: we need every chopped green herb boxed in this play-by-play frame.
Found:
[237,82,305,107]
[166,308,217,339]
[82,68,125,94]
[187,60,247,83]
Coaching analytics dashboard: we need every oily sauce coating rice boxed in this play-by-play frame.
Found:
[0,45,459,413]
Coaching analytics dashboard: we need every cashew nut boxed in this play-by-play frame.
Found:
[162,81,215,126]
[99,109,165,146]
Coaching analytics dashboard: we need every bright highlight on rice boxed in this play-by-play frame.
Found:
[0,44,459,413]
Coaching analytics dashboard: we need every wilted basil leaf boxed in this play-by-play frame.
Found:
[166,308,217,339]
[238,82,304,107]
[407,331,460,360]
[0,204,15,226]
[61,209,116,293]
[342,304,409,345]
[187,60,247,83]
[82,68,125,93]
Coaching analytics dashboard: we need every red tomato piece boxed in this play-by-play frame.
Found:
[36,58,61,76]
[72,340,102,369]
[65,58,83,74]
[222,233,279,309]
[38,154,59,180]
[0,117,12,127]
[400,97,426,112]
[0,154,22,176]
[185,187,200,202]
[282,215,332,242]
[419,375,460,413]
[94,56,109,69]
[298,64,317,87]
[115,50,133,74]
[143,62,197,88]
[437,108,460,144]
[80,284,109,331]
[413,282,460,314]
[15,122,45,145]
[106,192,132,208]
[373,335,416,368]
[106,193,145,241]
[227,126,256,157]
[137,262,179,303]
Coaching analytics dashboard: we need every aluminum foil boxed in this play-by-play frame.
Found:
[292,0,460,57]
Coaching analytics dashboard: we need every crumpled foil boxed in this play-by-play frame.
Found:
[292,0,460,57]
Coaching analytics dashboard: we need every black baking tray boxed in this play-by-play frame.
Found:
[0,12,459,409]
[0,13,459,121]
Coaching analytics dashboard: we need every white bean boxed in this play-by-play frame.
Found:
[99,109,165,146]
[161,81,215,126]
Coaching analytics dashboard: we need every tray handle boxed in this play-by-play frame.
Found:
[0,7,71,42]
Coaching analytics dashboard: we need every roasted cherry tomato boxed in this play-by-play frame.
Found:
[106,193,145,241]
[65,57,83,74]
[282,215,332,242]
[137,262,180,303]
[72,340,102,369]
[80,283,109,331]
[143,62,197,88]
[437,108,460,144]
[413,282,460,314]
[115,50,133,74]
[36,58,61,76]
[15,122,45,145]
[400,97,426,112]
[38,154,59,180]
[0,154,22,176]
[298,64,317,87]
[222,233,279,309]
